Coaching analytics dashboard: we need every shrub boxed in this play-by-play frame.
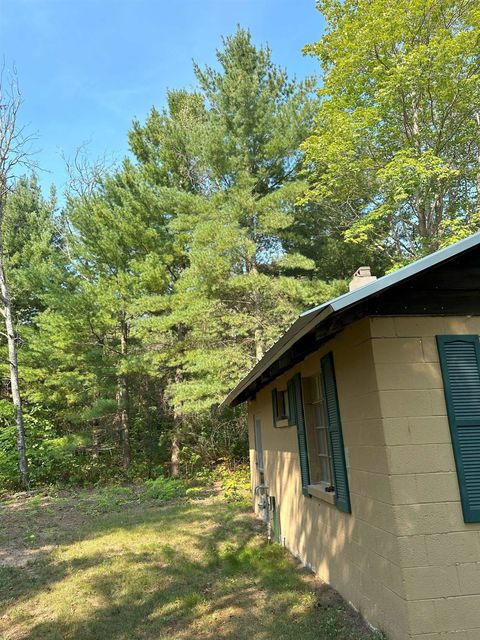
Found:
[142,476,186,501]
[83,485,137,513]
[0,401,115,489]
[216,463,250,502]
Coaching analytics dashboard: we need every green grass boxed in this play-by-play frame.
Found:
[0,485,385,640]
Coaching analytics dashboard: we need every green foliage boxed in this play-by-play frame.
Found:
[7,16,478,490]
[170,407,248,477]
[216,463,251,503]
[2,28,355,490]
[142,476,187,501]
[0,404,62,488]
[302,0,480,264]
[188,466,216,486]
[81,485,137,513]
[0,401,120,489]
[130,27,341,414]
[2,176,60,322]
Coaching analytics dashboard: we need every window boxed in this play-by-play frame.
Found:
[287,373,309,495]
[278,390,289,420]
[303,374,333,488]
[272,387,290,426]
[254,416,264,474]
[287,353,350,512]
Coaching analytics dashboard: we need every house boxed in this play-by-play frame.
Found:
[223,232,480,640]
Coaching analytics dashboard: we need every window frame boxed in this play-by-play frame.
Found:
[272,387,291,427]
[254,416,264,474]
[302,373,335,495]
[286,355,350,512]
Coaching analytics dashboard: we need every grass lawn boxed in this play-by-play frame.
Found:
[0,485,384,640]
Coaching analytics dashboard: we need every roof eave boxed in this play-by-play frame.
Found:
[221,232,480,408]
[221,304,334,408]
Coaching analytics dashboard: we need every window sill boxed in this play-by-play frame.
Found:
[308,483,336,505]
[274,418,291,428]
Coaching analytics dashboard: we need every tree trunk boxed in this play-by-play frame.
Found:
[249,260,264,361]
[0,212,29,489]
[412,93,429,242]
[170,360,183,478]
[117,314,130,471]
[475,113,480,215]
[170,433,180,478]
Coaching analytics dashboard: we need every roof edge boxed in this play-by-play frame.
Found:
[221,232,480,408]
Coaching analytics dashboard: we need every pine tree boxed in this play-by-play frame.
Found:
[131,28,345,417]
[61,161,180,470]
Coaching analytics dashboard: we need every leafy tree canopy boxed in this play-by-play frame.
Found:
[302,0,480,265]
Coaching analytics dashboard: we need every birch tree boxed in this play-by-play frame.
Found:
[0,71,34,489]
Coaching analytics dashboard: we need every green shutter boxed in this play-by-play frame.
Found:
[272,388,278,427]
[288,373,310,496]
[321,352,351,513]
[287,377,297,426]
[437,335,480,523]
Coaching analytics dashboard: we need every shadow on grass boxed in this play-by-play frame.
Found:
[1,497,381,640]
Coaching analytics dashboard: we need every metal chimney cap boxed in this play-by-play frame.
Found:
[353,266,372,277]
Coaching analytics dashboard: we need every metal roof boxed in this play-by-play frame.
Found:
[222,232,480,407]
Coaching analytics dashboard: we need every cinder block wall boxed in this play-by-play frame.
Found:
[371,316,480,639]
[248,318,409,639]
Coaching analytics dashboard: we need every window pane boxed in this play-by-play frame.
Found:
[315,427,329,455]
[302,374,333,487]
[313,401,328,426]
[309,452,321,484]
[277,391,285,418]
[319,456,331,484]
[283,391,289,417]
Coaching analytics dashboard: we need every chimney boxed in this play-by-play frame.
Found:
[349,266,377,292]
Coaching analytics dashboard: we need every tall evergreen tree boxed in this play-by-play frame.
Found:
[61,160,183,470]
[2,176,59,322]
[130,28,345,418]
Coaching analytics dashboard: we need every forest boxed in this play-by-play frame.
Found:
[1,0,480,490]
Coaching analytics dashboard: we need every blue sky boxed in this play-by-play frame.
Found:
[0,0,325,197]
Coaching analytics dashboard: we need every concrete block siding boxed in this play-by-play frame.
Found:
[371,316,480,639]
[247,316,480,640]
